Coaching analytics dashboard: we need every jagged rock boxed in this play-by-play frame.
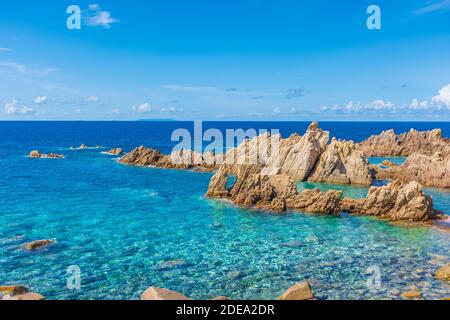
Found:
[211,296,231,300]
[341,181,438,222]
[436,263,450,281]
[381,160,395,167]
[29,150,64,159]
[0,286,28,295]
[207,165,342,215]
[374,152,450,189]
[141,287,190,300]
[278,282,314,300]
[105,148,123,155]
[358,128,450,157]
[308,138,372,186]
[119,146,218,171]
[23,239,55,251]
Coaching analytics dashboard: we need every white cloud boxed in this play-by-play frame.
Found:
[86,4,119,29]
[414,0,450,15]
[161,107,184,113]
[0,47,13,52]
[432,83,450,108]
[0,61,56,76]
[0,62,27,74]
[132,102,152,114]
[273,107,281,114]
[34,96,48,105]
[88,96,99,103]
[4,99,35,115]
[108,108,120,115]
[409,98,429,110]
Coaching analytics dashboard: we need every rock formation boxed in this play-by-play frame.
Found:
[373,152,450,189]
[105,148,123,155]
[435,263,450,282]
[278,282,314,300]
[141,287,190,300]
[206,165,343,215]
[29,150,64,159]
[119,146,219,172]
[357,128,450,157]
[23,239,55,251]
[0,286,44,300]
[308,138,372,185]
[341,181,438,222]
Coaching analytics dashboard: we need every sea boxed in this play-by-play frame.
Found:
[0,121,449,300]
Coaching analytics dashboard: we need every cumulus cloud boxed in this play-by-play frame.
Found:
[88,96,99,103]
[86,4,119,29]
[132,102,152,114]
[34,96,47,105]
[432,83,450,108]
[4,99,35,115]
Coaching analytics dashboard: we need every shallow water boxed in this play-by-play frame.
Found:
[0,121,449,300]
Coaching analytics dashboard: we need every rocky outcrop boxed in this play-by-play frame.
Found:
[0,286,44,300]
[206,165,343,215]
[119,146,218,172]
[105,148,123,155]
[0,286,28,295]
[71,144,102,150]
[141,287,190,300]
[278,282,314,300]
[23,239,55,251]
[308,138,372,186]
[7,293,45,300]
[358,128,450,157]
[436,263,450,282]
[373,152,450,189]
[341,181,438,222]
[29,150,64,159]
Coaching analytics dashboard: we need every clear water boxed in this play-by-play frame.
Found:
[0,121,449,300]
[369,157,406,166]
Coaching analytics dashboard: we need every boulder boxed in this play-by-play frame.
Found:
[105,148,123,155]
[341,181,438,222]
[29,151,64,159]
[141,287,190,300]
[23,239,55,251]
[9,292,45,300]
[0,285,28,295]
[278,282,314,300]
[401,291,421,299]
[211,296,231,300]
[308,138,372,186]
[435,263,450,281]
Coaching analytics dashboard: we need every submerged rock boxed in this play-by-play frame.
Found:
[357,128,450,157]
[435,263,450,281]
[29,150,64,159]
[23,239,55,251]
[141,287,190,300]
[278,282,314,300]
[341,181,438,222]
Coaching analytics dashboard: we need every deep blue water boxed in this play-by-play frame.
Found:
[0,121,449,300]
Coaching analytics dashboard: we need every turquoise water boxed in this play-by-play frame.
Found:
[369,157,406,166]
[0,122,449,300]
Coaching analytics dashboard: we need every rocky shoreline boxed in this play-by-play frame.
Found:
[119,122,448,223]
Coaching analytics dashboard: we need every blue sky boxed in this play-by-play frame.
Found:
[0,0,449,120]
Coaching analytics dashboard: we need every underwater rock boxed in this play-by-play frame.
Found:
[308,138,372,186]
[29,150,64,159]
[141,287,190,300]
[105,148,123,155]
[341,181,438,222]
[401,291,421,299]
[278,282,314,300]
[357,128,450,157]
[156,259,187,270]
[23,239,55,251]
[435,263,450,281]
